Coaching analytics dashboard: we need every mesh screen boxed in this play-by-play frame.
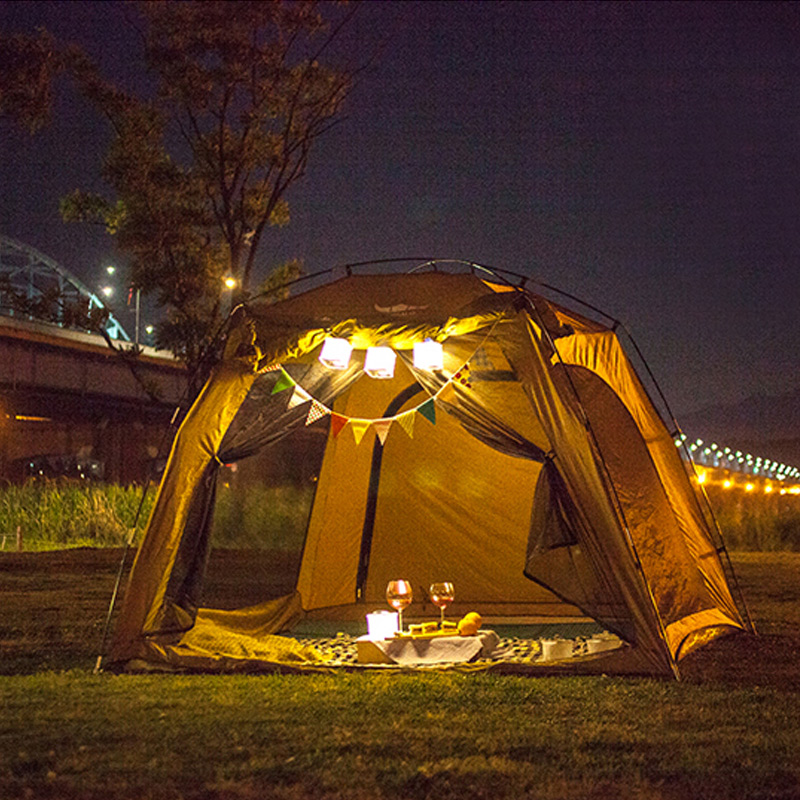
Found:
[198,423,328,610]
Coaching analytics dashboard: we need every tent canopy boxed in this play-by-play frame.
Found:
[109,266,747,677]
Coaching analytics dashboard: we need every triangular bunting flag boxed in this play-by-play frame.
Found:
[472,347,492,370]
[271,369,295,394]
[418,398,436,425]
[453,362,472,388]
[350,419,371,445]
[288,387,309,409]
[331,413,348,438]
[396,411,415,439]
[437,381,456,403]
[373,418,392,445]
[305,399,330,426]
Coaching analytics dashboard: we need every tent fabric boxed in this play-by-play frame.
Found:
[109,270,747,677]
[552,331,744,656]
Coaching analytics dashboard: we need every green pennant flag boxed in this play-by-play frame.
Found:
[271,369,295,394]
[417,398,436,425]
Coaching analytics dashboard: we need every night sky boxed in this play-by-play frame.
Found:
[1,1,799,416]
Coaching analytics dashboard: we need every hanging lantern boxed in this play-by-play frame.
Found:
[364,346,396,379]
[413,338,443,371]
[319,337,353,370]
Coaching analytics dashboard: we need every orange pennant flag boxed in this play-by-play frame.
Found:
[373,418,392,445]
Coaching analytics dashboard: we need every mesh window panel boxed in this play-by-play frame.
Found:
[199,422,329,610]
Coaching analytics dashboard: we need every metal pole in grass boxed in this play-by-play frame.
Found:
[93,403,183,674]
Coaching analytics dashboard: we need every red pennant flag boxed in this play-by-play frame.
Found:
[331,414,348,438]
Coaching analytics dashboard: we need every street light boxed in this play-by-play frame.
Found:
[222,275,238,314]
[101,265,147,347]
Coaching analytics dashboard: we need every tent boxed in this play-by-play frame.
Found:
[108,264,750,678]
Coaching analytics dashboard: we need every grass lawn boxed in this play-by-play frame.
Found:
[1,550,799,799]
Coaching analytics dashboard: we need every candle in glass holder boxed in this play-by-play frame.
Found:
[366,610,399,640]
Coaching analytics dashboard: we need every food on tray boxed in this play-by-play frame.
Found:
[441,620,458,633]
[457,612,483,636]
[408,621,439,636]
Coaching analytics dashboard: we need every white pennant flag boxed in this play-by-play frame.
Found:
[288,386,310,409]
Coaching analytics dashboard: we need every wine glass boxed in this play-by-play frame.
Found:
[386,580,413,632]
[429,582,455,627]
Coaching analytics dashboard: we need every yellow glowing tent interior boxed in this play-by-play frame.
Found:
[108,263,751,677]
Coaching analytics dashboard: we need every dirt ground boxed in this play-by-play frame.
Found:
[1,548,798,683]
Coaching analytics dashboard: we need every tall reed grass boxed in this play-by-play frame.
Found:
[0,481,154,551]
[211,482,315,551]
[0,480,315,552]
[2,479,798,553]
[708,486,800,551]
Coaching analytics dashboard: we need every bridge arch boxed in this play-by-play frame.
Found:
[0,235,130,341]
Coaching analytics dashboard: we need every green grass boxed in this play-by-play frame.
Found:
[0,481,313,552]
[0,482,154,550]
[1,671,797,800]
[1,550,800,798]
[3,480,799,553]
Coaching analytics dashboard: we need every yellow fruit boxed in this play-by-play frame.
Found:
[457,612,482,636]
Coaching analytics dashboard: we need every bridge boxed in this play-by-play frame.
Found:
[0,236,185,483]
[2,236,797,491]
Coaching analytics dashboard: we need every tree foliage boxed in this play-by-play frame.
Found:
[2,1,356,395]
[0,28,59,132]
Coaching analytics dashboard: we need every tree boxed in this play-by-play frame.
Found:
[2,1,357,397]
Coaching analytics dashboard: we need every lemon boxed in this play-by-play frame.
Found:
[457,612,482,636]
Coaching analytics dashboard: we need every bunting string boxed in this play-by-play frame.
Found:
[268,320,501,446]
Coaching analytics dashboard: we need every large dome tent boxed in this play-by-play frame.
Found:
[106,259,751,677]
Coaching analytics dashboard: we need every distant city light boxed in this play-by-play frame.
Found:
[678,432,800,486]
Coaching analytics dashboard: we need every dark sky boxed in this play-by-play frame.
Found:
[2,1,799,416]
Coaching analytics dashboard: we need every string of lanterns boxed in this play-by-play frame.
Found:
[267,337,461,445]
[319,336,444,377]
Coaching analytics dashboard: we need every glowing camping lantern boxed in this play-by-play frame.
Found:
[366,610,399,640]
[364,346,396,379]
[413,338,443,371]
[319,337,353,370]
